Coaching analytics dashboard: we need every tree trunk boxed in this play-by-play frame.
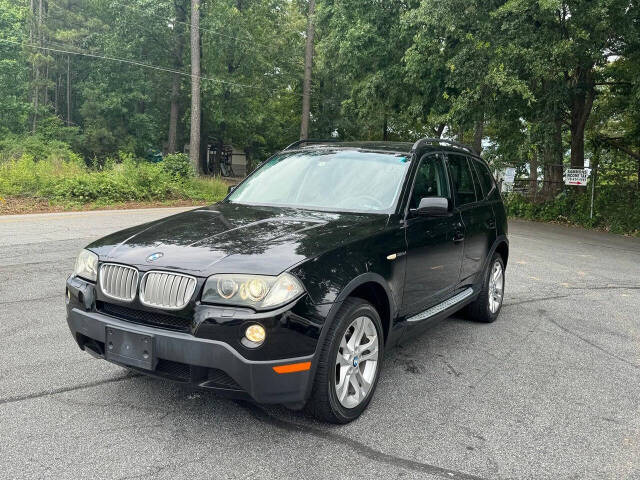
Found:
[189,0,202,174]
[29,0,35,130]
[167,0,186,154]
[66,55,71,126]
[570,122,586,168]
[29,0,34,43]
[54,72,58,115]
[32,0,44,133]
[44,62,49,107]
[382,113,388,141]
[299,0,315,141]
[32,67,39,133]
[529,148,538,201]
[433,123,445,138]
[168,76,180,153]
[570,67,595,168]
[473,118,484,155]
[542,120,564,198]
[636,151,640,190]
[43,0,50,110]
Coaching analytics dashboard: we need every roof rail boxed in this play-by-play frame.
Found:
[283,139,339,150]
[411,138,476,155]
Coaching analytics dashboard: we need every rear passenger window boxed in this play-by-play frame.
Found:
[447,154,477,206]
[473,160,496,198]
[468,158,484,199]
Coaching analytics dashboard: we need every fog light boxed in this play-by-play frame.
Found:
[245,324,266,343]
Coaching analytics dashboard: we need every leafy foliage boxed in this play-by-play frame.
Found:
[0,0,638,232]
[161,153,195,179]
[0,143,227,205]
[505,187,640,236]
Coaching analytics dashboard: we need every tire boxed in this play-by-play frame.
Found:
[306,298,384,424]
[466,253,505,323]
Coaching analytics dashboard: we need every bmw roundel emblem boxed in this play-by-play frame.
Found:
[146,252,164,262]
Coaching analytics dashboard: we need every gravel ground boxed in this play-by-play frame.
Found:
[1,208,639,480]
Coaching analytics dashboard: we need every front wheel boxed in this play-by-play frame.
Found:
[466,253,505,323]
[306,298,383,424]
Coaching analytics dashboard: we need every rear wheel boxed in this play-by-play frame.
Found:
[306,298,383,424]
[466,253,505,323]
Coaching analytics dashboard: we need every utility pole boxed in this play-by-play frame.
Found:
[32,0,44,133]
[66,55,71,126]
[299,0,315,141]
[168,0,186,153]
[189,0,202,174]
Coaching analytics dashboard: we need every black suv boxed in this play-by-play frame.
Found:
[66,138,508,423]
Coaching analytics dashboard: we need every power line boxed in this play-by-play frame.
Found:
[2,38,308,98]
[47,0,305,69]
[112,0,263,48]
[109,0,296,58]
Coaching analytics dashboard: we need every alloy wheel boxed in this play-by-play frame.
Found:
[488,260,504,313]
[334,316,379,408]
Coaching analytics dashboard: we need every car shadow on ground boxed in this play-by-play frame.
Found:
[111,312,486,427]
[90,314,496,479]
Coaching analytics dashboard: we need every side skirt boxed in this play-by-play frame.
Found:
[406,288,474,323]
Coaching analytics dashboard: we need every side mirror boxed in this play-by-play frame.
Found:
[416,197,449,217]
[227,185,237,194]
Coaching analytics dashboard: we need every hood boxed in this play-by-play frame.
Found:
[87,203,389,277]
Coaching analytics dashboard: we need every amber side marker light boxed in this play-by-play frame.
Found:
[272,362,312,374]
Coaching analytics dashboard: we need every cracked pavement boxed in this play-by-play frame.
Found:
[1,208,639,479]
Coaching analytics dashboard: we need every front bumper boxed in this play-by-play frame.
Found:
[67,307,314,404]
[65,276,321,405]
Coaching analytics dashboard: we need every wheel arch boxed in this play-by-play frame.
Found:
[329,273,397,346]
[493,237,509,267]
[301,273,397,404]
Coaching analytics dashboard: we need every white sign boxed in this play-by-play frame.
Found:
[504,168,516,183]
[565,168,588,186]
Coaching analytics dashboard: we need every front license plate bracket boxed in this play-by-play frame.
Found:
[104,326,156,370]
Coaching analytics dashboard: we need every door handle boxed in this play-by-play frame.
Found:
[486,219,496,229]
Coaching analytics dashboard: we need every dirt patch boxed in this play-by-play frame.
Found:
[0,196,206,216]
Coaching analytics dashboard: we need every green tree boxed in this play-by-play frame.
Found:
[0,0,30,134]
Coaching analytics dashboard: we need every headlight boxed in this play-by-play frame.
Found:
[74,249,98,282]
[202,272,304,309]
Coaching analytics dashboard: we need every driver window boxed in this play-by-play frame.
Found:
[410,154,450,209]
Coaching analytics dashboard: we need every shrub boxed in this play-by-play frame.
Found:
[505,185,640,236]
[0,146,228,207]
[0,134,82,164]
[162,153,195,179]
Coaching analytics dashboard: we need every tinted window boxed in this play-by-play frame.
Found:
[473,160,496,198]
[447,154,477,205]
[410,154,450,209]
[468,158,484,199]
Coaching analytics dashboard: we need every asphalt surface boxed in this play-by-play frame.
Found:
[1,208,639,480]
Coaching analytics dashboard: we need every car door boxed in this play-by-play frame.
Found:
[401,153,465,317]
[447,154,497,285]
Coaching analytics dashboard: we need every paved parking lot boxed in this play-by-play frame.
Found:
[1,208,639,480]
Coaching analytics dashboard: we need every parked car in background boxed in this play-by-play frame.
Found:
[66,138,508,423]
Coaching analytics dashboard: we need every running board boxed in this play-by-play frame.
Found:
[407,288,474,323]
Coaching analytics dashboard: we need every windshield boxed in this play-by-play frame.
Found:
[227,150,410,213]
